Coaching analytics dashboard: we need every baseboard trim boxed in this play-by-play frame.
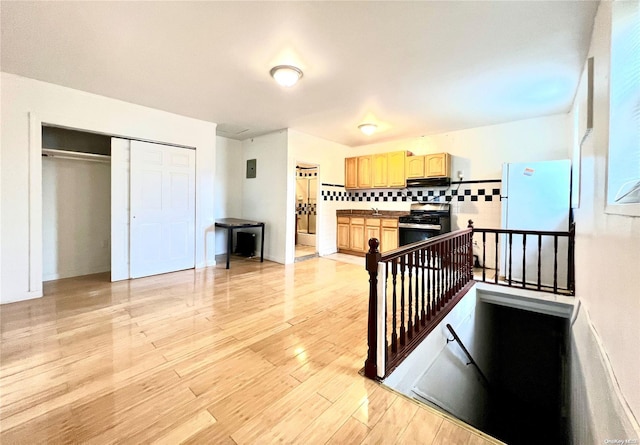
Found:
[1,289,43,305]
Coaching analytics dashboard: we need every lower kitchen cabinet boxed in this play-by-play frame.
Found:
[337,217,350,250]
[365,218,381,251]
[381,219,399,252]
[337,215,399,255]
[349,218,365,252]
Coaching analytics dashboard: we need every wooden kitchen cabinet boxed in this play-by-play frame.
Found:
[406,155,426,179]
[345,157,358,189]
[372,154,388,188]
[345,151,408,189]
[365,218,381,251]
[337,217,350,250]
[405,153,450,179]
[337,215,399,255]
[357,156,373,188]
[381,218,399,252]
[349,217,365,252]
[425,153,450,177]
[387,151,406,187]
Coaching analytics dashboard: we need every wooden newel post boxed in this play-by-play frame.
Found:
[467,220,474,281]
[364,238,381,379]
[568,222,576,295]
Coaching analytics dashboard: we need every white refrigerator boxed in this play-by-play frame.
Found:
[499,160,571,288]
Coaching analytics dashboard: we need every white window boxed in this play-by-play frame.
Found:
[606,0,640,215]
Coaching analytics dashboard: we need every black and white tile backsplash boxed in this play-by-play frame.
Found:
[296,202,317,215]
[321,183,501,202]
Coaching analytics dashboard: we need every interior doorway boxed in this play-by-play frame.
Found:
[295,162,319,261]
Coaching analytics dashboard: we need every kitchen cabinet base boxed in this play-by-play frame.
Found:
[337,248,367,257]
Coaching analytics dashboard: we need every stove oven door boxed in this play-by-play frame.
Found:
[398,224,441,246]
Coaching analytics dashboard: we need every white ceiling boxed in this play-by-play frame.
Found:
[1,1,598,146]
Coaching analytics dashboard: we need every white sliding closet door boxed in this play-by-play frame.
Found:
[111,138,131,281]
[130,140,196,279]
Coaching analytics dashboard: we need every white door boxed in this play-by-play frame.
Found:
[500,160,571,287]
[111,138,131,281]
[130,140,196,279]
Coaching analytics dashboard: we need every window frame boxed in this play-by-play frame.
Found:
[605,0,640,217]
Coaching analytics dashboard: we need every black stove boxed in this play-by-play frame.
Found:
[398,203,451,246]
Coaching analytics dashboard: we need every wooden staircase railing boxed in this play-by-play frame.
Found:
[364,226,475,380]
[363,221,576,380]
[470,220,576,295]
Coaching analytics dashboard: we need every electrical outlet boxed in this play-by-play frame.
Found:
[457,170,464,180]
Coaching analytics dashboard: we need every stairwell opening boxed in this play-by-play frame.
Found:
[383,287,572,445]
[482,304,568,444]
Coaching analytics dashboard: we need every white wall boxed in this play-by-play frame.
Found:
[214,136,244,254]
[569,1,640,437]
[42,157,111,280]
[287,129,351,261]
[241,130,289,264]
[0,72,217,304]
[570,303,638,444]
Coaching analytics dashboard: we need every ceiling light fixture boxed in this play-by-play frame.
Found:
[270,65,303,87]
[358,123,377,135]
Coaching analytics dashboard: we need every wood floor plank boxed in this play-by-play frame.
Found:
[395,403,444,444]
[351,383,398,428]
[326,416,371,445]
[360,397,418,444]
[432,419,472,445]
[466,432,500,445]
[185,353,276,399]
[0,257,499,444]
[241,392,331,444]
[295,379,371,443]
[207,367,301,430]
[153,409,216,445]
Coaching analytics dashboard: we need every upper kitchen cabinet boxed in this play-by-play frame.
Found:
[345,157,358,189]
[373,151,406,188]
[387,151,406,187]
[406,155,426,179]
[345,151,408,189]
[406,153,451,179]
[372,154,388,187]
[425,153,450,178]
[357,155,373,188]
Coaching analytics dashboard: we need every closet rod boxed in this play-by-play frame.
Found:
[42,148,111,163]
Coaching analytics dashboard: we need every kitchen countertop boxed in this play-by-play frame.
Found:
[336,209,409,218]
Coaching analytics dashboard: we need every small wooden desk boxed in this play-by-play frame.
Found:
[215,218,265,269]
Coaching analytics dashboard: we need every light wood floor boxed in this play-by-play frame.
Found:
[0,257,500,444]
[295,244,317,258]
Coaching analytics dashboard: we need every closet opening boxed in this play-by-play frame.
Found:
[42,126,112,286]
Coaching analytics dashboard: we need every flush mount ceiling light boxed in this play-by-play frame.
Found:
[269,65,303,87]
[358,123,378,135]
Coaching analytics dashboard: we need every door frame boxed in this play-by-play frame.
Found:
[290,161,320,261]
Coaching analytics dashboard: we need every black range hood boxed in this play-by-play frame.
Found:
[406,177,451,188]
